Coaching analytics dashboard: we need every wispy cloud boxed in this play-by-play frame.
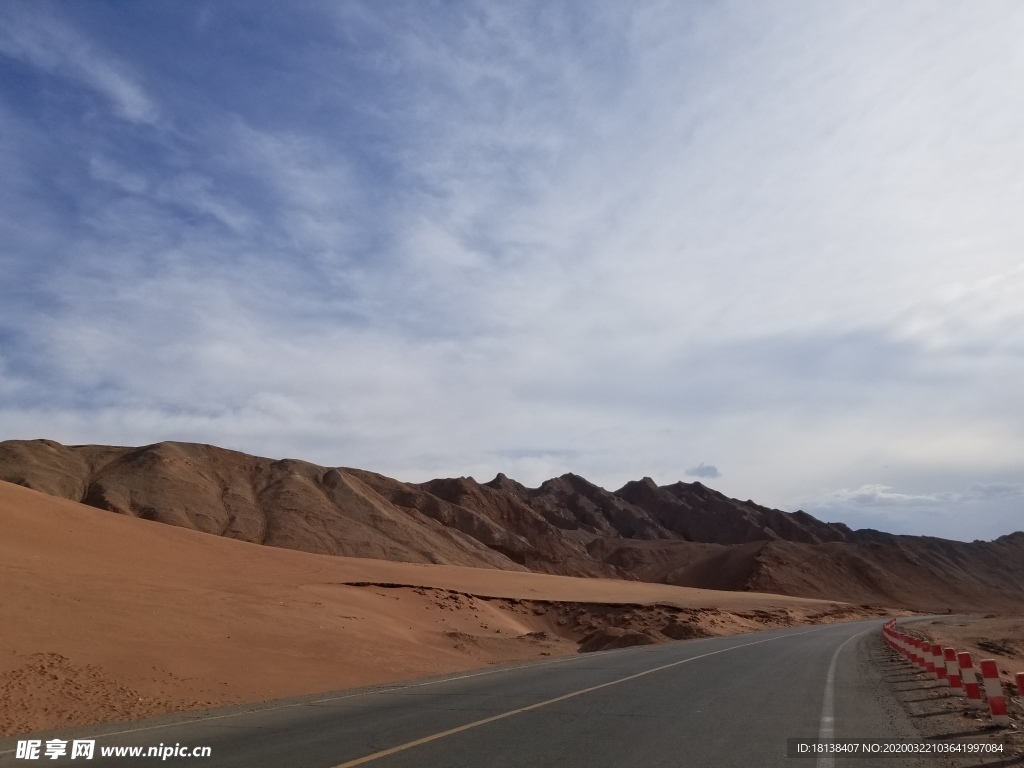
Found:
[820,482,1024,507]
[962,482,1024,502]
[0,1,1022,541]
[803,481,1024,540]
[0,5,158,124]
[816,484,944,506]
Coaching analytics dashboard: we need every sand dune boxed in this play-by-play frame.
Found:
[2,439,1022,612]
[0,480,868,736]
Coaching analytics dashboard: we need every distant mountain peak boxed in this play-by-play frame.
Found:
[1,438,1022,612]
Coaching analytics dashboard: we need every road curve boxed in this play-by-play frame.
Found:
[1,619,930,768]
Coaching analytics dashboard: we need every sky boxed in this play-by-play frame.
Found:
[1,1,1022,541]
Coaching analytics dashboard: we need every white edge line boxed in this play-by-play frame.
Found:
[815,628,872,768]
[0,621,863,753]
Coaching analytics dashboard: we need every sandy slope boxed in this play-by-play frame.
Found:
[1,481,861,736]
[3,439,1022,613]
[908,615,1024,690]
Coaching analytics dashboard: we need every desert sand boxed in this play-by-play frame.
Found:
[3,439,1022,613]
[0,480,879,736]
[906,615,1024,691]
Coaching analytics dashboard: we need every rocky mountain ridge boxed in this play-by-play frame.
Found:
[2,438,1022,612]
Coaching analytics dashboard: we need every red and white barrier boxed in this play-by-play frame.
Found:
[895,632,909,660]
[943,647,962,690]
[924,640,937,678]
[904,635,917,665]
[931,644,948,682]
[980,659,1010,726]
[958,652,985,710]
[882,622,1022,726]
[917,638,933,671]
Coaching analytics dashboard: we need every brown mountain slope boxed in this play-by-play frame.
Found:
[0,439,523,571]
[1,438,1022,611]
[615,476,849,544]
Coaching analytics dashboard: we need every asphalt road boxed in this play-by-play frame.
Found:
[1,619,935,768]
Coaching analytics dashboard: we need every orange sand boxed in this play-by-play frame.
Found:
[1,480,853,736]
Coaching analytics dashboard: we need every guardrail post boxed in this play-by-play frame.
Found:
[916,638,928,671]
[931,644,947,681]
[958,652,985,710]
[943,648,962,691]
[980,659,1010,726]
[924,640,937,678]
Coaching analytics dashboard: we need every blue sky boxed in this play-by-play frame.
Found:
[1,1,1022,541]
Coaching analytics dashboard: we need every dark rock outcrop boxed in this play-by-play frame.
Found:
[2,438,1022,612]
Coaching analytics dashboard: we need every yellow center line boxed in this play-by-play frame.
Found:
[333,625,832,767]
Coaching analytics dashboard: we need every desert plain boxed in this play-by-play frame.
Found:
[1,480,881,736]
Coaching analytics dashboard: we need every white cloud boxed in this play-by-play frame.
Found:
[817,485,944,506]
[961,482,1024,503]
[1,2,1023,541]
[0,6,158,124]
[801,480,1024,540]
